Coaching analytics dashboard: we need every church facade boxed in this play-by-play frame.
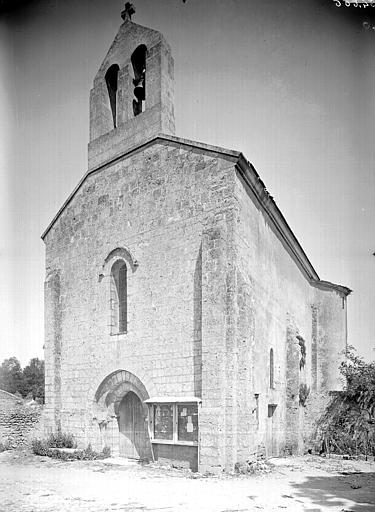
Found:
[42,5,350,472]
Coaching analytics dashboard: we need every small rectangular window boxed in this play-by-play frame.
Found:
[268,404,277,418]
[177,403,198,443]
[153,404,173,440]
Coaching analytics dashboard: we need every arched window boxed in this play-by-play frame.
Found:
[131,44,147,117]
[269,348,274,389]
[105,64,119,128]
[110,260,127,333]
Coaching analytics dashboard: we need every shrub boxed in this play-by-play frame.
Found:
[102,445,111,458]
[315,347,375,457]
[0,441,10,452]
[47,432,76,449]
[49,444,111,461]
[81,444,111,460]
[80,444,97,460]
[32,435,110,461]
[32,438,50,456]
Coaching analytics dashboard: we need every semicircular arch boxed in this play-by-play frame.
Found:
[103,247,138,274]
[94,369,149,404]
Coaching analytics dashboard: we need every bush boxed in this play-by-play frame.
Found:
[315,347,375,457]
[32,431,76,455]
[102,445,111,458]
[46,432,76,449]
[0,441,10,452]
[49,444,111,461]
[32,435,110,461]
[32,438,50,456]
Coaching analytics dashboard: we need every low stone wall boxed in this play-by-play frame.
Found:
[153,444,198,472]
[303,391,331,452]
[0,390,44,448]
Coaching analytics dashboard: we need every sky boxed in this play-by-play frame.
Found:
[0,0,374,366]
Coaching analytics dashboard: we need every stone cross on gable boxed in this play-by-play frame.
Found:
[121,2,135,22]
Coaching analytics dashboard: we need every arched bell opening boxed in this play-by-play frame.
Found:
[105,64,120,128]
[131,44,147,117]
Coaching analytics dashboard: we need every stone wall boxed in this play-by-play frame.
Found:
[303,390,331,452]
[153,444,198,472]
[43,140,237,463]
[0,390,44,448]
[232,169,347,460]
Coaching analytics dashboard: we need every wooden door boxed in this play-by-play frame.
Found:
[118,391,148,459]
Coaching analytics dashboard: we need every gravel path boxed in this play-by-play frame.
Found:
[1,451,375,511]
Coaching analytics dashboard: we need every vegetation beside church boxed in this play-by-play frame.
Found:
[315,347,375,457]
[32,432,111,461]
[0,357,44,403]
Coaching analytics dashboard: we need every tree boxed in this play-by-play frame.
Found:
[23,358,45,402]
[316,346,375,457]
[0,357,24,395]
[23,358,45,403]
[0,356,45,403]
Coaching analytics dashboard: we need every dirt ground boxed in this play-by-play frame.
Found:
[1,450,375,512]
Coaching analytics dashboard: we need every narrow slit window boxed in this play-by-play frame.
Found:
[110,260,127,333]
[254,393,259,429]
[118,263,127,332]
[105,64,119,128]
[270,348,274,389]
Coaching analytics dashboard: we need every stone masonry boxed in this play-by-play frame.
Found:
[0,390,43,449]
[42,9,350,472]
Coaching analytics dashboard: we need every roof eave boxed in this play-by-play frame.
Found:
[235,154,320,282]
[311,280,352,297]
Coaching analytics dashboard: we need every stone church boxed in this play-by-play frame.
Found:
[42,4,350,472]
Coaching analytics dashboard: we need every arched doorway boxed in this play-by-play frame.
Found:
[93,370,153,460]
[118,391,149,459]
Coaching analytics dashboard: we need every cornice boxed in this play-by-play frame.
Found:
[235,154,351,297]
[310,280,352,297]
[235,154,319,282]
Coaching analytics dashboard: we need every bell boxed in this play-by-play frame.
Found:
[134,77,145,101]
[133,99,142,117]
